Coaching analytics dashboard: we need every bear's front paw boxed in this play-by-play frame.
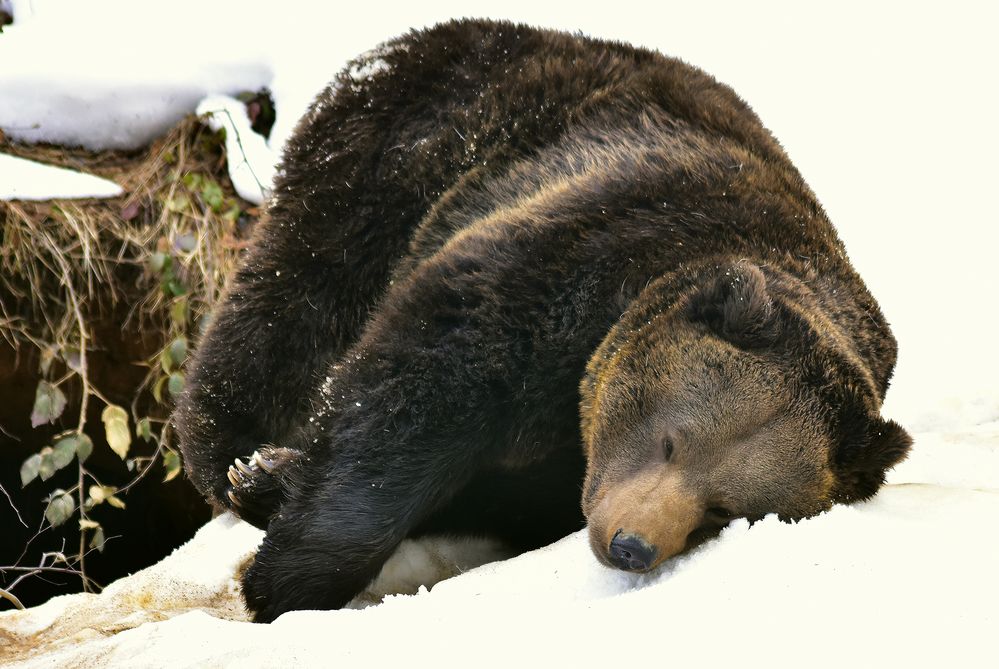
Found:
[240,531,360,623]
[226,446,301,529]
[241,549,285,623]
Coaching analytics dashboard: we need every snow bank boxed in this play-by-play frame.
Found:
[2,420,996,668]
[0,0,271,150]
[0,513,509,666]
[0,153,123,200]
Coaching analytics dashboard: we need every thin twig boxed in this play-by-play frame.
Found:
[117,423,169,495]
[35,224,93,593]
[0,483,28,529]
[2,565,101,591]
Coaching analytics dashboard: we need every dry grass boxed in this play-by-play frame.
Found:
[0,115,257,402]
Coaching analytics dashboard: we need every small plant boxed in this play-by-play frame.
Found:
[0,116,257,608]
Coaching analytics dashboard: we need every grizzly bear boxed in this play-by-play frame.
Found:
[175,19,911,622]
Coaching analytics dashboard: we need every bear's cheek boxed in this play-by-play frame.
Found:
[585,467,703,572]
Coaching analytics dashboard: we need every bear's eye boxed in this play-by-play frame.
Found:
[660,436,674,462]
[706,506,734,520]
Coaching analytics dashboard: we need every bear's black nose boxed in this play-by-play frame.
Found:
[608,531,657,572]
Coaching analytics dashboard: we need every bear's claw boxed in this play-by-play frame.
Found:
[227,456,257,488]
[234,457,255,476]
[252,450,277,473]
[224,448,302,529]
[225,453,273,527]
[252,446,300,474]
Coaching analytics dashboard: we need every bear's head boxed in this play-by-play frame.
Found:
[579,260,911,572]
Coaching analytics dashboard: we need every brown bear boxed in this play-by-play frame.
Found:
[175,19,911,622]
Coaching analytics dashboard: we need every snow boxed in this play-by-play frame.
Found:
[196,95,275,204]
[3,426,997,667]
[0,153,123,200]
[1,1,998,667]
[0,1,271,151]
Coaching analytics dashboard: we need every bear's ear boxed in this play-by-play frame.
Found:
[687,262,779,346]
[833,418,913,502]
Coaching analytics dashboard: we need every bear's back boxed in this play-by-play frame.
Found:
[275,19,816,276]
[264,20,891,392]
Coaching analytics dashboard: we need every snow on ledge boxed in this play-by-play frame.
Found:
[0,1,272,151]
[0,153,123,201]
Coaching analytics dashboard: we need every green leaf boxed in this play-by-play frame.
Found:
[159,346,174,374]
[201,180,224,212]
[170,298,188,326]
[62,346,83,373]
[163,450,181,482]
[39,345,57,375]
[90,525,106,552]
[167,372,185,397]
[150,252,165,272]
[31,381,67,427]
[51,436,77,469]
[20,453,42,487]
[176,232,197,252]
[101,405,131,460]
[169,337,188,367]
[222,204,241,223]
[38,448,56,481]
[137,417,153,442]
[81,518,107,552]
[88,484,117,506]
[165,278,186,297]
[76,433,93,462]
[44,490,75,528]
[166,192,191,213]
[182,173,201,189]
[149,252,171,274]
[152,376,168,404]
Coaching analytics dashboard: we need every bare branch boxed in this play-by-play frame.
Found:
[0,482,28,529]
[0,587,24,610]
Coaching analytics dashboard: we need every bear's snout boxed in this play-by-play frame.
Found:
[608,530,657,572]
[587,467,702,573]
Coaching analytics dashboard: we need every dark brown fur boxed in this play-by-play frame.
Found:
[175,19,910,621]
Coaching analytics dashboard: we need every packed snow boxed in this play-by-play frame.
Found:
[0,153,123,200]
[1,1,997,667]
[3,426,996,667]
